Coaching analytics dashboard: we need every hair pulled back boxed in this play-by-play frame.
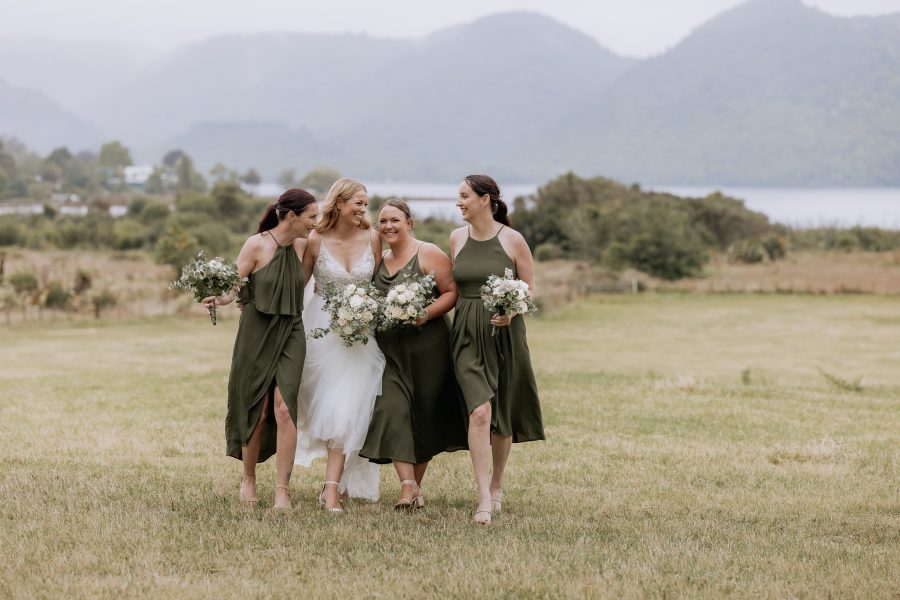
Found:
[257,188,317,233]
[464,174,510,226]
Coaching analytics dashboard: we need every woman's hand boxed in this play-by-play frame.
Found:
[490,311,517,328]
[414,308,430,327]
[202,294,234,310]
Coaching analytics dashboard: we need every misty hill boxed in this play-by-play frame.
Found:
[564,0,900,186]
[1,3,898,185]
[0,39,152,111]
[88,32,408,146]
[0,78,101,153]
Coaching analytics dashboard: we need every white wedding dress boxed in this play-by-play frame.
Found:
[294,240,385,501]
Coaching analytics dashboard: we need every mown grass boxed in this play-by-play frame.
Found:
[1,294,898,598]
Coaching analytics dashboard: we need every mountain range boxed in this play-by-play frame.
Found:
[0,0,898,186]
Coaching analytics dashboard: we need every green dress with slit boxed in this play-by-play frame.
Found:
[225,239,306,462]
[450,228,544,442]
[360,249,468,464]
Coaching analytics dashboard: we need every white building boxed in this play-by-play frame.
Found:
[124,165,154,188]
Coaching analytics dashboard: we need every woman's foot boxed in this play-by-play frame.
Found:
[273,483,292,510]
[393,480,420,511]
[319,481,344,513]
[490,486,503,515]
[473,498,493,525]
[239,476,258,504]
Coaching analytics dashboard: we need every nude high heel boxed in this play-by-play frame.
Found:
[394,480,420,511]
[319,481,344,513]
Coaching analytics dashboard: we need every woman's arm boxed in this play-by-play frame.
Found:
[416,242,457,324]
[491,229,535,327]
[301,231,320,284]
[370,229,383,270]
[202,235,258,308]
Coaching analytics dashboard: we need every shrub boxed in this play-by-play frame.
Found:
[729,239,767,264]
[155,223,199,269]
[534,242,563,262]
[44,281,72,309]
[0,220,22,246]
[9,268,38,295]
[112,218,150,250]
[91,288,118,319]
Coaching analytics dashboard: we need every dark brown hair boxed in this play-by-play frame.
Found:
[379,197,414,229]
[257,188,317,233]
[464,174,510,226]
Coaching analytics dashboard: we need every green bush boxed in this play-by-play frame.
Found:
[139,203,171,225]
[9,268,38,295]
[155,223,199,269]
[189,221,236,257]
[0,219,22,246]
[534,242,563,262]
[44,281,72,309]
[729,239,767,264]
[113,218,150,250]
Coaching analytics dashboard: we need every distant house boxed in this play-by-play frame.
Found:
[124,165,154,189]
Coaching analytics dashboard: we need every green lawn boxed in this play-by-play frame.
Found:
[1,294,898,598]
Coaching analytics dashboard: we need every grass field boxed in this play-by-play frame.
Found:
[1,294,898,598]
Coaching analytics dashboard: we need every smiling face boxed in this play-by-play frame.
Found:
[339,190,369,227]
[295,202,318,237]
[378,204,412,247]
[457,181,489,223]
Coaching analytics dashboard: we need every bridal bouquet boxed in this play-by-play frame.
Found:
[309,282,383,347]
[379,270,436,331]
[170,251,247,325]
[480,268,537,336]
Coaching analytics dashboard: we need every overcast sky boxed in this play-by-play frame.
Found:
[2,0,899,57]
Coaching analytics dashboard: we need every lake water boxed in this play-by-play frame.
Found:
[244,183,900,229]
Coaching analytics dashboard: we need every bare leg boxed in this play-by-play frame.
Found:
[322,447,346,510]
[272,387,296,509]
[393,461,418,507]
[240,394,269,502]
[413,462,428,487]
[490,434,512,512]
[468,402,493,524]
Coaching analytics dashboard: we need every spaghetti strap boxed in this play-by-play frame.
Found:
[262,230,285,248]
[492,225,505,239]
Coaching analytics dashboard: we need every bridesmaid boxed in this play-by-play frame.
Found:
[359,199,467,509]
[449,174,544,525]
[202,188,318,510]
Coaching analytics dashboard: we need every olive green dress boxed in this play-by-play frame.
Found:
[451,227,544,442]
[360,249,468,464]
[225,237,306,463]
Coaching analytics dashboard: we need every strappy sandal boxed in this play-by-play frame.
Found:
[473,509,492,526]
[318,481,344,513]
[394,479,420,511]
[491,490,502,515]
[239,476,258,505]
[273,483,292,511]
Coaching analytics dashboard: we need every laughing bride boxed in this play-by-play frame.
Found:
[295,178,386,511]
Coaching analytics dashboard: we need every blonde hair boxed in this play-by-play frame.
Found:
[317,178,370,232]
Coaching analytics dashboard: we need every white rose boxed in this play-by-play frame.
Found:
[409,283,420,292]
[349,295,364,309]
[390,306,404,319]
[517,302,528,314]
[338,307,351,320]
[387,290,398,302]
[362,310,373,321]
[405,306,418,317]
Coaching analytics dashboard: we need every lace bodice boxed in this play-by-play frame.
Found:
[313,239,376,296]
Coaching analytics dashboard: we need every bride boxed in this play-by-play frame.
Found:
[295,178,385,511]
